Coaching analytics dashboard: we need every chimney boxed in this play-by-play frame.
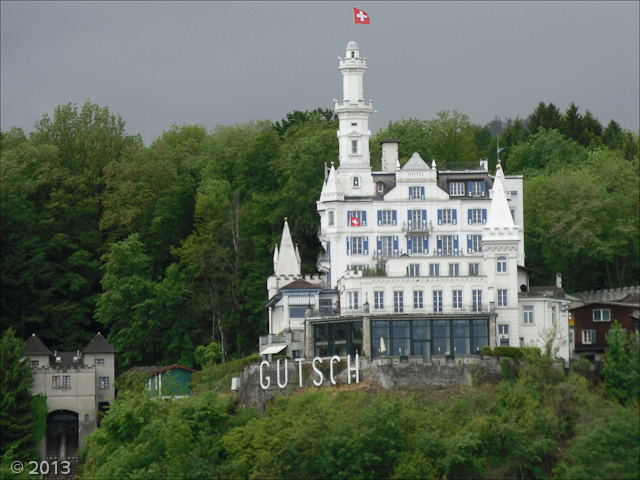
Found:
[380,139,399,173]
[479,158,488,171]
[556,273,562,289]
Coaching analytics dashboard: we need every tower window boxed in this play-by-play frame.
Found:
[353,176,359,187]
[351,122,357,127]
[351,51,355,58]
[352,140,358,154]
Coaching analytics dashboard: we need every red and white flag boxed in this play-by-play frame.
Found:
[353,7,370,24]
[350,217,361,227]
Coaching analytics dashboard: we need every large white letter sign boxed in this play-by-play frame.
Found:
[295,358,304,387]
[259,360,271,389]
[312,357,324,386]
[276,358,288,388]
[329,355,341,385]
[347,354,359,384]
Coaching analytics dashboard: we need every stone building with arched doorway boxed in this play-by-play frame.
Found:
[22,333,116,461]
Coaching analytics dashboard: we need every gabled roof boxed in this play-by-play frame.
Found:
[402,152,429,170]
[83,333,117,354]
[24,334,51,356]
[280,279,321,291]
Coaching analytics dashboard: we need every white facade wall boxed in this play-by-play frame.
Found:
[518,298,570,362]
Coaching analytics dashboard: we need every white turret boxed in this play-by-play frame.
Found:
[334,40,374,168]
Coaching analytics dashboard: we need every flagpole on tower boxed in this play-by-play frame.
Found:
[351,3,354,39]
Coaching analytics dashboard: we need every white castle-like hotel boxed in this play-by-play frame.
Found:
[262,40,570,363]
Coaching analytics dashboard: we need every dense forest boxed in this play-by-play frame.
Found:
[1,101,638,368]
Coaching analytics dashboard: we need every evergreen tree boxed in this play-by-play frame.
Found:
[1,328,47,461]
[527,101,561,135]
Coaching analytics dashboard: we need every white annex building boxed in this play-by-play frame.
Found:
[262,40,570,363]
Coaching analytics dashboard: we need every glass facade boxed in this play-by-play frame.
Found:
[371,318,489,358]
[313,321,363,357]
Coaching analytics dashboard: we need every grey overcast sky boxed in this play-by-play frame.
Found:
[1,1,638,145]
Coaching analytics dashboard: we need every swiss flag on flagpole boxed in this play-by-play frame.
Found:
[353,7,370,24]
[350,217,361,227]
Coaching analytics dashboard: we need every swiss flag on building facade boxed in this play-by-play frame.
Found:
[353,7,370,24]
[350,217,361,227]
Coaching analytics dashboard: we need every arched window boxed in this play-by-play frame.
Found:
[353,176,360,187]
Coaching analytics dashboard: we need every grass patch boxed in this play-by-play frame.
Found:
[192,354,262,393]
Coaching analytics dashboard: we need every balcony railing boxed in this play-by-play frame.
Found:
[308,304,494,318]
[402,220,433,234]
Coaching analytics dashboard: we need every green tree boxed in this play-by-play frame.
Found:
[94,234,159,369]
[194,341,223,367]
[1,329,46,461]
[508,128,587,175]
[2,102,138,349]
[601,321,639,405]
[100,140,197,279]
[524,150,639,290]
[370,118,432,168]
[426,110,478,165]
[527,101,561,135]
[602,119,625,150]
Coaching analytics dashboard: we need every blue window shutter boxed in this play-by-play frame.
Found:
[377,210,382,226]
[408,210,412,229]
[452,209,457,225]
[408,188,413,200]
[481,181,486,197]
[453,235,459,254]
[421,186,425,199]
[347,211,352,226]
[377,236,382,255]
[422,210,427,229]
[392,210,397,225]
[467,234,472,254]
[362,211,367,226]
[438,209,443,225]
[423,235,429,254]
[468,209,473,225]
[482,209,487,224]
[347,237,350,255]
[363,236,369,255]
[437,235,442,255]
[467,181,473,197]
[393,236,399,256]
[407,236,413,255]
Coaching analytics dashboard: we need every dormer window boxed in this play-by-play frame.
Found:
[449,182,465,196]
[353,176,360,187]
[377,183,385,194]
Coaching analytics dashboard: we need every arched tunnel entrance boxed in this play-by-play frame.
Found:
[46,410,78,460]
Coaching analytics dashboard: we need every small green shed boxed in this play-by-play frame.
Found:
[133,364,196,398]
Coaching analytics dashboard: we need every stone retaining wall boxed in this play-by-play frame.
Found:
[237,355,503,411]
